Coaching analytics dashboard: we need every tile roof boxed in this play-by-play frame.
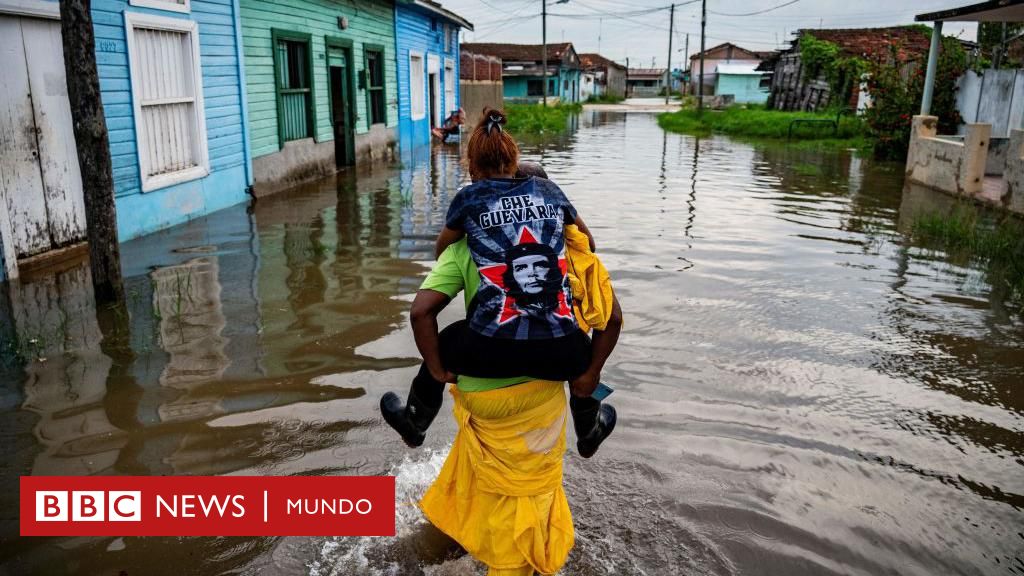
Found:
[579,52,626,71]
[461,42,575,63]
[689,42,762,60]
[797,27,932,60]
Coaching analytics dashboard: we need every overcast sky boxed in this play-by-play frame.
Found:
[444,0,979,68]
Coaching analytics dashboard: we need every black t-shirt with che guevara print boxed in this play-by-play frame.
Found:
[445,176,580,340]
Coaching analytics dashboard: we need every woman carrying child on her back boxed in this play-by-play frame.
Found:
[381,107,618,458]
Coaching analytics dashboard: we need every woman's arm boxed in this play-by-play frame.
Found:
[410,289,457,383]
[572,215,597,253]
[434,226,465,259]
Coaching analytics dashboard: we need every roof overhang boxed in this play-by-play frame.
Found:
[916,0,1024,22]
[407,0,474,30]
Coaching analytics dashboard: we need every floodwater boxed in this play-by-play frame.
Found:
[1,110,1022,576]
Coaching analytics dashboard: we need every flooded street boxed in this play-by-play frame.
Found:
[1,110,1022,575]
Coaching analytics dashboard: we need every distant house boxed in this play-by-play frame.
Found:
[240,0,399,197]
[580,53,627,99]
[395,0,473,151]
[688,42,765,95]
[626,68,666,97]
[767,27,932,112]
[715,63,769,104]
[461,42,581,104]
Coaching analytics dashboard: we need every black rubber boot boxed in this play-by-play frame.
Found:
[380,365,444,448]
[570,395,617,458]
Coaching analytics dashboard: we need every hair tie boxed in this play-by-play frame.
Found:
[486,114,503,135]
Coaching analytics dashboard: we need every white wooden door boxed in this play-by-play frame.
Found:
[0,13,86,261]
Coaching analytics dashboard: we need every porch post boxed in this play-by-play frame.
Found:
[920,21,943,115]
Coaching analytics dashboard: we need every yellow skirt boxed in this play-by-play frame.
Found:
[420,379,574,576]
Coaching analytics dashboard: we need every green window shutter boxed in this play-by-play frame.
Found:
[272,29,315,147]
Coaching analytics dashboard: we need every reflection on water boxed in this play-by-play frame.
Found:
[1,112,1022,576]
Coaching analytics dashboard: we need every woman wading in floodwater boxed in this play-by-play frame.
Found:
[380,109,623,574]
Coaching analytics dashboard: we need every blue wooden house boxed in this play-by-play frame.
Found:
[395,0,472,151]
[0,0,250,280]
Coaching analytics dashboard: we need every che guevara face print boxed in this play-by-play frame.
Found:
[446,177,579,339]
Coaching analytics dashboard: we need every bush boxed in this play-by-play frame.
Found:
[657,105,869,148]
[585,93,625,104]
[505,103,582,133]
[863,33,966,160]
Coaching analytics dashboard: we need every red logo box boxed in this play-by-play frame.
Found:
[21,476,395,536]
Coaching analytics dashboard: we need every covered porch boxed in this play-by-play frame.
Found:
[911,0,1024,213]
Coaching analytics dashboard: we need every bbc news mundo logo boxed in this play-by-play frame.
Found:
[21,476,394,537]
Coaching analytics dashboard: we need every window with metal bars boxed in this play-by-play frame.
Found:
[272,30,314,145]
[365,48,386,125]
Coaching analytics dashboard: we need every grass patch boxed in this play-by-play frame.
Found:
[657,105,869,150]
[584,94,625,104]
[911,207,1024,306]
[506,103,583,134]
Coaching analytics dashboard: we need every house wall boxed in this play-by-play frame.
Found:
[716,74,768,104]
[503,67,578,103]
[690,58,760,94]
[32,0,251,242]
[605,66,626,98]
[395,5,460,152]
[241,0,398,196]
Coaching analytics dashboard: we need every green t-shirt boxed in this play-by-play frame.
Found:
[419,239,533,392]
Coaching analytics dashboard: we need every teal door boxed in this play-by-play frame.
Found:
[328,47,355,167]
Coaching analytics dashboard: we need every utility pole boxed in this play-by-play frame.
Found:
[625,56,630,97]
[59,0,125,305]
[665,3,675,104]
[684,33,690,95]
[598,18,602,54]
[542,0,548,106]
[698,0,707,114]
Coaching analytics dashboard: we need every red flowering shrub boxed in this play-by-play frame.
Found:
[863,34,966,160]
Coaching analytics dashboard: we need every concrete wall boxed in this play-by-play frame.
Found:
[1004,129,1024,213]
[906,115,990,197]
[460,80,503,128]
[252,126,395,198]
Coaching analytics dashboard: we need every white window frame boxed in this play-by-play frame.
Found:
[129,0,190,14]
[443,58,455,115]
[124,11,209,192]
[409,50,426,121]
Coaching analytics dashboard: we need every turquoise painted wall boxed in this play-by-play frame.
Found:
[240,0,398,159]
[716,74,768,104]
[503,70,579,102]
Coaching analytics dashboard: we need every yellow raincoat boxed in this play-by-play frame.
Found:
[420,379,573,575]
[419,224,615,575]
[564,224,614,332]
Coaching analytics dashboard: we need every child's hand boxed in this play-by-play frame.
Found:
[570,370,600,397]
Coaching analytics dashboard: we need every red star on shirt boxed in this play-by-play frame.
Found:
[478,227,573,325]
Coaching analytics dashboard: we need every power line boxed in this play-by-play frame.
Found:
[709,0,801,17]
